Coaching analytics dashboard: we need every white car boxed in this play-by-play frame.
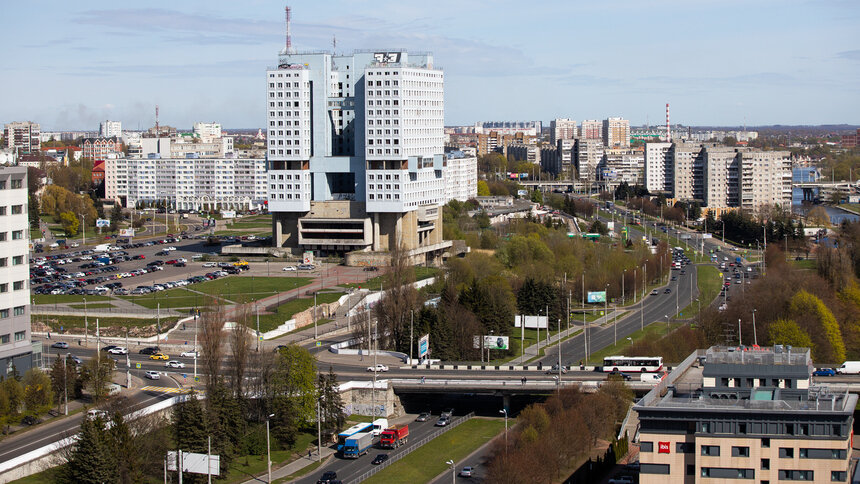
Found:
[202,262,217,268]
[165,361,185,369]
[367,364,389,372]
[107,347,128,355]
[180,351,198,358]
[282,266,297,271]
[165,247,177,251]
[144,371,160,380]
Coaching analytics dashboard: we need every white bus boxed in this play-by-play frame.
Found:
[603,356,663,373]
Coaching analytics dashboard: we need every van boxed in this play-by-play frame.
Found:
[87,409,108,420]
[836,361,860,375]
[640,373,664,383]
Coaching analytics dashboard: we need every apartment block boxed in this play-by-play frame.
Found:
[81,137,124,161]
[474,121,540,136]
[573,138,604,181]
[3,122,40,154]
[540,146,560,176]
[603,117,630,148]
[99,120,122,138]
[644,142,672,193]
[0,167,40,374]
[550,118,577,145]
[598,150,643,185]
[738,150,792,214]
[580,120,602,141]
[476,131,535,157]
[637,345,854,484]
[670,142,703,201]
[507,143,541,165]
[557,139,575,180]
[443,151,478,203]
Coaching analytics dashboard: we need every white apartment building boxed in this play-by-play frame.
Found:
[644,142,672,193]
[105,157,267,211]
[193,122,222,141]
[574,139,604,181]
[580,120,602,141]
[3,122,40,154]
[474,121,540,136]
[550,118,577,144]
[0,167,39,374]
[603,117,630,148]
[599,150,644,185]
[702,146,741,208]
[670,142,702,201]
[444,151,478,203]
[739,150,792,213]
[99,120,122,138]
[267,48,451,263]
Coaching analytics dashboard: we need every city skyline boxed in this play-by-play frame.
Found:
[2,0,858,130]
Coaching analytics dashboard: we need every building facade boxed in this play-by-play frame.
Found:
[267,49,452,262]
[0,167,40,374]
[99,120,122,138]
[82,137,124,161]
[3,122,40,154]
[574,138,604,181]
[637,345,854,484]
[549,118,577,145]
[506,143,541,165]
[474,121,540,137]
[644,142,672,192]
[603,117,630,148]
[580,120,602,141]
[443,151,478,203]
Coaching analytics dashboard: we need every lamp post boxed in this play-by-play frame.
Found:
[499,409,508,452]
[665,314,669,335]
[84,297,88,346]
[446,460,455,484]
[752,309,758,346]
[604,283,610,345]
[266,413,275,483]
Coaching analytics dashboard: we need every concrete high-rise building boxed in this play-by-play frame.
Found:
[267,48,451,263]
[598,149,643,185]
[637,345,854,484]
[670,142,703,201]
[738,150,793,214]
[702,146,743,209]
[603,117,630,148]
[540,146,560,176]
[644,142,672,193]
[0,167,40,374]
[476,131,535,156]
[557,139,575,180]
[549,118,577,145]
[573,138,604,181]
[99,120,122,138]
[474,121,540,136]
[443,151,478,203]
[580,120,602,141]
[3,122,40,154]
[192,122,223,142]
[507,143,541,165]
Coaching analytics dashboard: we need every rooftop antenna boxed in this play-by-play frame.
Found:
[285,6,293,54]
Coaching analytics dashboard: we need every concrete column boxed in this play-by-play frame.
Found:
[373,213,381,251]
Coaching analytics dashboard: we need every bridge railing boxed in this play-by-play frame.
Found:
[354,412,475,483]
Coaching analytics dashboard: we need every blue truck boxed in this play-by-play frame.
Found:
[735,256,742,265]
[343,432,374,458]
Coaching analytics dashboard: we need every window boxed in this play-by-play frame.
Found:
[11,205,22,215]
[12,256,22,265]
[14,331,24,341]
[0,207,5,216]
[700,467,754,479]
[686,464,694,476]
[13,281,23,291]
[0,258,6,267]
[780,447,794,458]
[779,470,813,481]
[732,446,750,457]
[761,438,770,448]
[13,306,24,316]
[676,442,695,453]
[11,230,22,240]
[640,441,653,453]
[832,471,847,482]
[701,445,720,456]
[761,459,769,470]
[10,179,21,189]
[0,334,7,344]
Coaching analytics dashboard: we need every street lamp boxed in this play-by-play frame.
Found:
[752,309,758,346]
[446,460,455,484]
[665,314,669,334]
[266,413,275,483]
[499,409,508,452]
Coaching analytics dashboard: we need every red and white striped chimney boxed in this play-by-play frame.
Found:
[666,103,671,142]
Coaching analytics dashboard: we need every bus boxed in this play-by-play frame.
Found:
[603,356,663,373]
[337,422,373,451]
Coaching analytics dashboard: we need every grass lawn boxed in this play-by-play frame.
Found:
[340,266,439,290]
[217,432,316,483]
[274,459,323,483]
[31,314,180,331]
[839,203,860,213]
[9,465,66,483]
[192,276,313,304]
[120,288,215,309]
[674,265,721,319]
[587,321,683,365]
[67,303,114,309]
[346,414,376,423]
[256,292,344,333]
[791,259,817,271]
[33,294,111,305]
[363,418,506,484]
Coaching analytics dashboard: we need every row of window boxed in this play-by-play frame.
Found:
[0,180,24,190]
[0,205,24,216]
[0,330,26,345]
[697,420,844,438]
[643,463,846,482]
[646,441,847,460]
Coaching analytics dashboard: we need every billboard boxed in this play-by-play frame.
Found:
[96,218,110,228]
[167,451,220,475]
[418,334,429,358]
[221,210,236,219]
[514,315,548,329]
[475,335,509,350]
[587,291,607,303]
[702,233,713,239]
[517,190,528,197]
[119,228,134,237]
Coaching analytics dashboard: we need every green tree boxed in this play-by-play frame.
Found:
[2,378,23,416]
[22,368,53,414]
[173,393,209,453]
[81,358,115,402]
[767,318,813,348]
[65,415,114,484]
[477,180,491,197]
[588,219,608,235]
[318,366,346,443]
[530,189,543,204]
[108,411,143,484]
[789,290,846,363]
[59,211,80,237]
[271,345,318,445]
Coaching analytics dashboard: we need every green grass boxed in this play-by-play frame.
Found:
[587,321,683,365]
[274,459,323,483]
[120,288,214,309]
[256,292,345,333]
[839,203,860,213]
[122,277,312,307]
[340,266,439,290]
[363,418,507,484]
[31,314,180,330]
[674,265,721,319]
[346,414,376,423]
[217,432,316,483]
[33,294,111,305]
[67,303,114,309]
[791,259,817,270]
[9,465,66,483]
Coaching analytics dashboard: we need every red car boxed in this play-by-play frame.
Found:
[165,260,178,265]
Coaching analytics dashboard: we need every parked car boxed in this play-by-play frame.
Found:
[813,368,836,377]
[51,341,69,349]
[144,371,160,380]
[367,364,389,372]
[371,454,389,465]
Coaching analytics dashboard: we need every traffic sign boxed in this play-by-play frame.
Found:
[136,363,141,369]
[315,341,322,347]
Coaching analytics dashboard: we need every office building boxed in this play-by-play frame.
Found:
[644,142,672,193]
[580,120,602,141]
[573,138,604,181]
[443,151,478,203]
[637,345,854,483]
[550,118,577,145]
[0,167,40,374]
[193,122,222,141]
[99,120,122,138]
[603,117,630,148]
[474,121,540,137]
[3,122,40,154]
[267,48,451,263]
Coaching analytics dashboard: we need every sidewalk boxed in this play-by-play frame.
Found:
[239,447,337,484]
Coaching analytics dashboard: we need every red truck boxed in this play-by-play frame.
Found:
[379,424,409,448]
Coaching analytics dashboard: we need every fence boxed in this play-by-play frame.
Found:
[32,307,184,318]
[354,412,475,482]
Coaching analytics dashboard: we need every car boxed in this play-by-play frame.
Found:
[51,341,69,349]
[144,371,160,380]
[459,466,473,477]
[180,350,199,358]
[165,360,185,369]
[664,288,671,294]
[107,347,128,355]
[367,364,389,372]
[203,262,217,268]
[813,368,836,377]
[282,266,297,271]
[101,345,119,352]
[435,416,450,426]
[86,409,108,420]
[297,264,315,270]
[416,412,431,422]
[149,353,169,360]
[650,289,659,296]
[371,454,389,465]
[317,471,338,484]
[545,364,567,374]
[608,370,632,381]
[67,355,83,365]
[139,347,160,355]
[21,415,41,426]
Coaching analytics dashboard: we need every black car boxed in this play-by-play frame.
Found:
[317,471,338,484]
[139,347,161,355]
[608,369,632,381]
[371,453,389,465]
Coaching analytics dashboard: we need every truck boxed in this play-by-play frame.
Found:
[735,257,742,265]
[93,243,111,253]
[379,425,409,449]
[836,361,860,375]
[371,418,389,436]
[343,432,374,458]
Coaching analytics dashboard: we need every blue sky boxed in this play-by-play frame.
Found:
[1,0,858,130]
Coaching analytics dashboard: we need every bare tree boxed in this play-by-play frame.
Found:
[200,297,226,393]
[374,243,418,352]
[229,304,253,398]
[245,350,277,422]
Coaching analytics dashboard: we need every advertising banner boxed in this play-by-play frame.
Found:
[96,219,110,228]
[418,334,429,358]
[221,210,236,219]
[484,335,509,350]
[119,228,135,237]
[167,451,220,475]
[587,291,607,303]
[514,315,548,329]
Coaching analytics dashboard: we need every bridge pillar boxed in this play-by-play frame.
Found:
[502,394,510,413]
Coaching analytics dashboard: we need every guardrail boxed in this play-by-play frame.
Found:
[32,307,184,317]
[354,412,475,483]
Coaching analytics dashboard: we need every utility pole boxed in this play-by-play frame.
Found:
[63,355,68,415]
[84,297,88,346]
[193,310,198,379]
[317,399,322,462]
[582,273,586,362]
[313,291,317,339]
[410,310,414,363]
[256,305,260,352]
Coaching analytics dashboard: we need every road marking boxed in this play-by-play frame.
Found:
[140,386,186,394]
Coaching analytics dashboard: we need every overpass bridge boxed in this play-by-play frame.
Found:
[793,181,858,202]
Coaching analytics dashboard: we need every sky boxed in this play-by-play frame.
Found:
[1,0,858,131]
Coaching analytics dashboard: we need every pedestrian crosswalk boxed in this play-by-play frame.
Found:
[141,386,186,394]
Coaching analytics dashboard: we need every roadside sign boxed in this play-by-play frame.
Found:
[315,341,322,347]
[259,336,263,341]
[135,363,141,369]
